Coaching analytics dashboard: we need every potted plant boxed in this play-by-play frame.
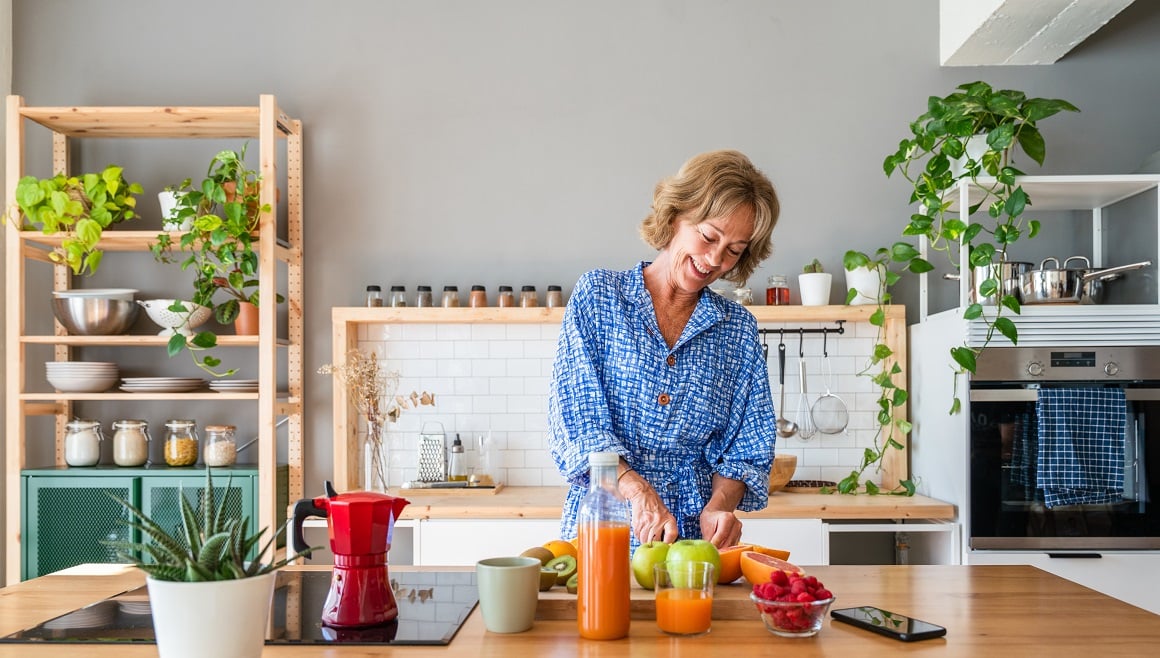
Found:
[158,184,192,231]
[102,469,315,658]
[829,81,1079,496]
[798,258,831,306]
[6,165,143,274]
[844,257,886,306]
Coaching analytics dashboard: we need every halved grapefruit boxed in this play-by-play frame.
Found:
[748,544,792,561]
[716,544,754,584]
[739,551,805,585]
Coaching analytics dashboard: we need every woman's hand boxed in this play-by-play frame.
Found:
[618,471,680,544]
[699,509,742,548]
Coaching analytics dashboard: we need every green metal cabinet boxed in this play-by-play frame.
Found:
[21,466,288,581]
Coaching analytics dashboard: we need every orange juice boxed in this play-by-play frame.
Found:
[655,588,713,635]
[577,521,630,640]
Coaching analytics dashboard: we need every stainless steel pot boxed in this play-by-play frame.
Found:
[1020,256,1152,305]
[943,260,1035,304]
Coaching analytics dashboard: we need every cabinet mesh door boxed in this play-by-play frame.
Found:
[143,485,246,559]
[27,482,133,579]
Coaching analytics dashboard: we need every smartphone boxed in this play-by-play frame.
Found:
[830,606,947,642]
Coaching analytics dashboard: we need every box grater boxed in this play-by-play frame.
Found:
[417,422,447,482]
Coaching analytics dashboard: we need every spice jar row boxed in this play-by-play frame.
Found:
[365,284,566,308]
[63,419,240,468]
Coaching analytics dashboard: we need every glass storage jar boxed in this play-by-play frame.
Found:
[441,285,460,307]
[389,285,408,307]
[203,424,238,467]
[546,285,564,308]
[469,285,488,308]
[496,285,516,308]
[111,419,150,467]
[520,285,538,308]
[415,285,434,307]
[365,285,383,307]
[163,420,199,466]
[64,419,103,467]
[766,274,790,305]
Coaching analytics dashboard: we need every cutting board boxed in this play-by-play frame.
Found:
[536,581,757,621]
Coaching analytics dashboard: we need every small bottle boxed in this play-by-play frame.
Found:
[469,285,488,308]
[389,285,408,307]
[203,424,238,466]
[577,451,631,640]
[497,285,516,308]
[366,285,383,307]
[546,285,564,308]
[163,420,199,467]
[766,274,790,305]
[441,285,460,308]
[520,285,538,308]
[111,419,150,467]
[415,285,434,308]
[447,434,467,481]
[64,420,103,467]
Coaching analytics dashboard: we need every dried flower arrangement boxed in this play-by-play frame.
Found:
[319,349,435,490]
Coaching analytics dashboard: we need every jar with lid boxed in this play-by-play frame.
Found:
[732,286,753,305]
[163,420,199,467]
[469,285,488,308]
[111,419,150,467]
[766,274,790,305]
[496,285,516,308]
[203,424,238,467]
[441,285,460,307]
[389,285,408,307]
[546,285,564,308]
[64,420,103,467]
[519,285,538,308]
[415,285,434,308]
[365,285,383,307]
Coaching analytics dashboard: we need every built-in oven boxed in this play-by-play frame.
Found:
[969,346,1160,550]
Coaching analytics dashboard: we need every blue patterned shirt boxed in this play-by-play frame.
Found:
[548,263,776,546]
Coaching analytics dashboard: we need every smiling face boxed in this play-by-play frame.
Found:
[658,204,755,298]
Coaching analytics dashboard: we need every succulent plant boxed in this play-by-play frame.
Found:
[103,469,314,582]
[802,258,824,274]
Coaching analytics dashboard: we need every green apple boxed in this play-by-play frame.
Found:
[665,539,721,588]
[630,541,670,589]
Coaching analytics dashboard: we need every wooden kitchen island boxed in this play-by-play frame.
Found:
[2,563,1157,656]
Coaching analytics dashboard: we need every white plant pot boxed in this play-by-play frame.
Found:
[158,191,193,231]
[798,272,832,306]
[147,572,275,658]
[950,134,990,178]
[845,265,885,305]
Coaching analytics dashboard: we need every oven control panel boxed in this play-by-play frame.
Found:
[974,346,1160,382]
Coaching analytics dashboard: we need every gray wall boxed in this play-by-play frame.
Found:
[7,0,1160,505]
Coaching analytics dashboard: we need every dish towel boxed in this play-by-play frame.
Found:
[1008,411,1038,490]
[1036,387,1127,508]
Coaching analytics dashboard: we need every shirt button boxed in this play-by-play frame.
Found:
[658,393,671,406]
[666,354,676,366]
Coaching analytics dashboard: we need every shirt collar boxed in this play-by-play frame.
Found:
[630,262,728,346]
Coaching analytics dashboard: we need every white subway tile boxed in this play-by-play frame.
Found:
[437,360,472,378]
[523,376,550,396]
[419,341,455,359]
[454,341,490,359]
[506,325,541,340]
[400,325,438,341]
[507,468,543,486]
[507,358,541,377]
[541,324,562,340]
[437,324,472,341]
[525,339,557,359]
[471,325,507,340]
[489,414,526,432]
[524,414,548,432]
[497,449,525,467]
[524,449,554,468]
[489,377,525,395]
[509,395,545,414]
[474,395,508,414]
[488,340,525,359]
[508,432,547,451]
[471,359,507,377]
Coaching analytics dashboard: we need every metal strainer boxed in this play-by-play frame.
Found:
[811,334,849,434]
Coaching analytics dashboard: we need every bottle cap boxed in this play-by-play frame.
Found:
[443,285,458,291]
[417,285,432,292]
[452,435,463,451]
[521,285,536,292]
[366,285,382,292]
[547,285,562,291]
[588,451,619,467]
[390,285,406,291]
[471,285,485,291]
[498,285,513,292]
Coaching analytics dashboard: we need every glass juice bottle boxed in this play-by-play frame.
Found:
[577,451,630,640]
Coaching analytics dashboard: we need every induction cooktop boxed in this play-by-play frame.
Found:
[1,570,478,646]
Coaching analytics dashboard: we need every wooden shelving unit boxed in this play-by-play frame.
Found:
[3,95,305,584]
[329,304,909,493]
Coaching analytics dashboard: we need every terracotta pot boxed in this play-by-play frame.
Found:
[234,301,259,335]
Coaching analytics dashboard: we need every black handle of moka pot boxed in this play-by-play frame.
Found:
[291,480,338,558]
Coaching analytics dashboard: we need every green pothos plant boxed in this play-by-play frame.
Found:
[832,81,1078,495]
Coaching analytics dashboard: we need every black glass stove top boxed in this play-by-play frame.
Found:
[1,570,478,646]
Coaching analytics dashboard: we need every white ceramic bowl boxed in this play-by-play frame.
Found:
[46,373,119,393]
[136,299,213,336]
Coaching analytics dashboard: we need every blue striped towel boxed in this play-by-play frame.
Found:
[1036,387,1127,508]
[1009,411,1038,490]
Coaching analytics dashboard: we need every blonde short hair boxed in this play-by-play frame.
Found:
[640,150,779,285]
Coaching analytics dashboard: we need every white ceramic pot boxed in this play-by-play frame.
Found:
[147,572,275,658]
[845,265,885,305]
[950,134,990,178]
[798,272,832,306]
[158,191,193,231]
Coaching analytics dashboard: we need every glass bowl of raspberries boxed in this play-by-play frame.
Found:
[749,570,835,637]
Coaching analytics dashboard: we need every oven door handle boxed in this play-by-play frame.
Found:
[970,388,1160,402]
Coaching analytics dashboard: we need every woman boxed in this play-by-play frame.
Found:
[548,149,780,550]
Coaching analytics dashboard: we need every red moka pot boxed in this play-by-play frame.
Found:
[292,481,410,628]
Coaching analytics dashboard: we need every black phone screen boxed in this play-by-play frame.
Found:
[830,606,947,642]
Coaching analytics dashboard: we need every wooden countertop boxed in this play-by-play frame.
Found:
[391,486,956,521]
[2,563,1157,656]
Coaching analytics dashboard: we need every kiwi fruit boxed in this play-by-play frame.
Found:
[520,546,555,566]
[539,568,558,591]
[566,572,579,594]
[545,554,578,585]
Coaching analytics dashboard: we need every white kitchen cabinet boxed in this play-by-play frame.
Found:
[739,519,826,566]
[415,519,563,566]
[966,551,1160,615]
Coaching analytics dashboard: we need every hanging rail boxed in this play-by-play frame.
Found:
[757,320,845,338]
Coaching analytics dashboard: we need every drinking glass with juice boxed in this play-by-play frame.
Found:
[654,561,715,636]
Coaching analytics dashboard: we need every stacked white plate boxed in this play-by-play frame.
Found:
[209,378,260,393]
[120,376,206,393]
[45,361,120,393]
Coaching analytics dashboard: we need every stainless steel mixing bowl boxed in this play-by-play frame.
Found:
[51,296,139,335]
